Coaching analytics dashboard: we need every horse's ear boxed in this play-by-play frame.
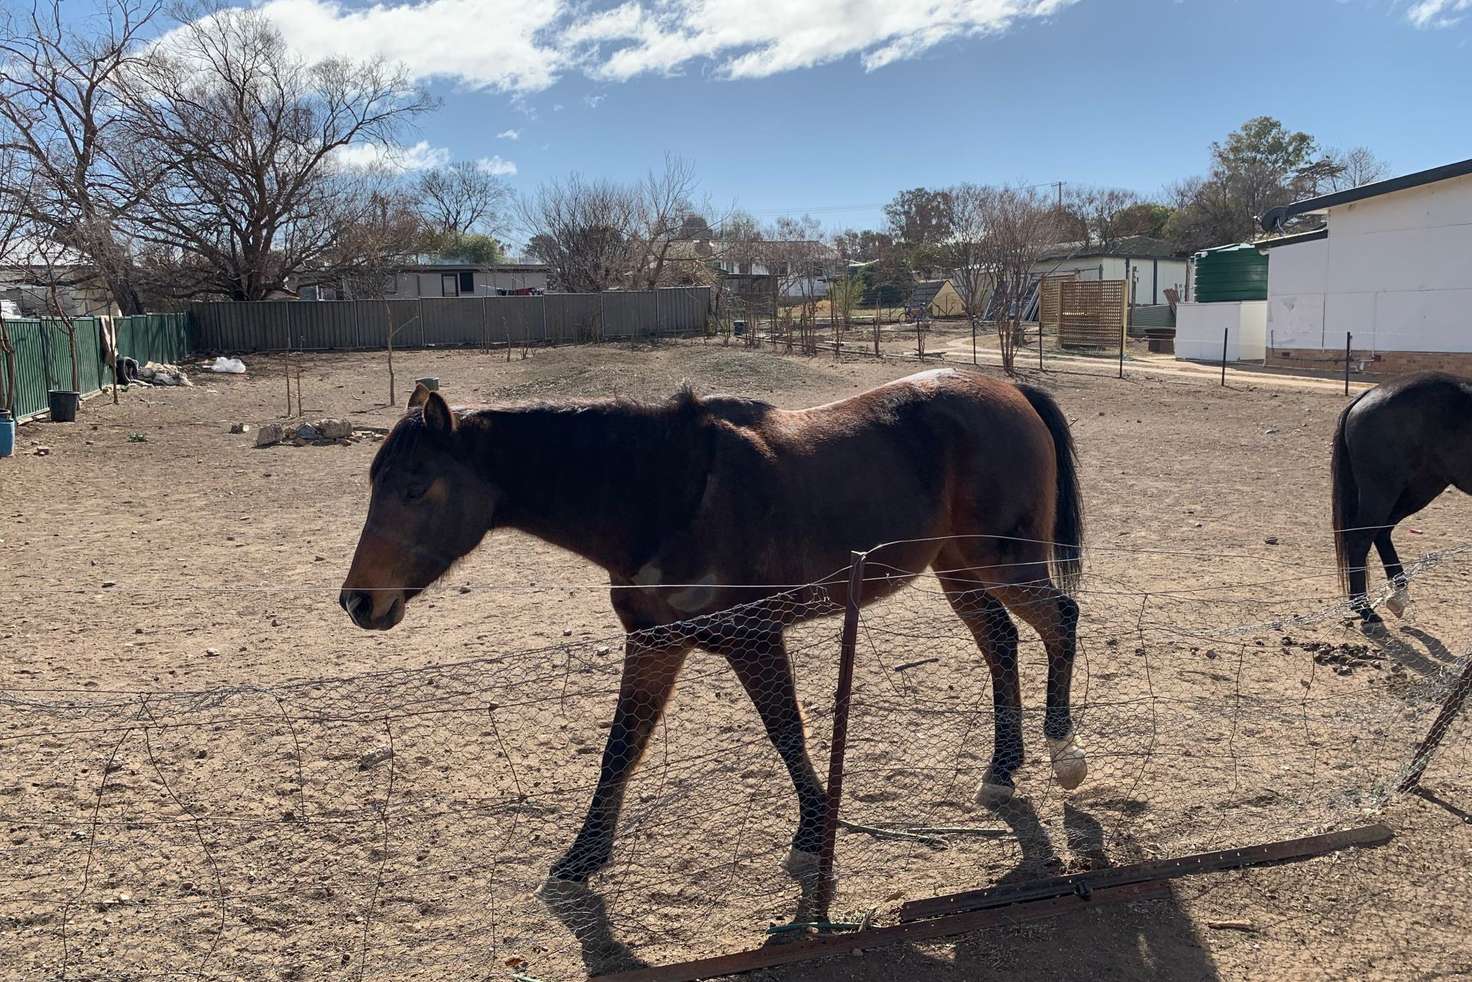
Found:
[423,390,456,434]
[407,383,431,410]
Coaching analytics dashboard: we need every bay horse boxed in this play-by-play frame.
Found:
[339,368,1088,883]
[1333,371,1472,630]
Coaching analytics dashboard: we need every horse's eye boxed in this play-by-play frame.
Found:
[403,480,431,502]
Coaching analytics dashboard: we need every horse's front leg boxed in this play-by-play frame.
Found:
[720,633,828,879]
[551,636,690,883]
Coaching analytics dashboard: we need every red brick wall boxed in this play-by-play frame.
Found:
[1270,347,1472,378]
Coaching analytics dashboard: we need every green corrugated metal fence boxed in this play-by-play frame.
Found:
[0,312,190,423]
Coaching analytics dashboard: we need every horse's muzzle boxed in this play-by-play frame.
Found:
[339,588,404,630]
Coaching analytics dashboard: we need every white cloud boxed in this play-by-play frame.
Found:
[333,140,450,172]
[249,0,568,92]
[476,155,519,176]
[497,128,521,140]
[573,0,1080,82]
[584,93,606,108]
[1407,0,1472,27]
[191,0,1077,94]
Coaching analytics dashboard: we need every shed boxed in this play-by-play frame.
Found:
[907,279,966,318]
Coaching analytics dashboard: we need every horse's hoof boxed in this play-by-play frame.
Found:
[783,847,831,884]
[976,779,1015,809]
[1386,587,1410,619]
[1047,734,1088,790]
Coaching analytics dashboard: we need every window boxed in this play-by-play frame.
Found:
[441,273,459,297]
[459,271,475,295]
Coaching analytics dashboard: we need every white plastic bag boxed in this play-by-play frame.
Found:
[210,356,246,374]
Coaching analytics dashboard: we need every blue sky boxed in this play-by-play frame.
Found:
[200,1,1472,234]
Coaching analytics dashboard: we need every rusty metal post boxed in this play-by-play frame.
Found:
[816,550,866,910]
[1398,657,1472,793]
[1344,331,1352,396]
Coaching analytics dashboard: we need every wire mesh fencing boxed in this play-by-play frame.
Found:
[2,542,1470,980]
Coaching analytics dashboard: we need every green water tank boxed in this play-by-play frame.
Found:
[1192,242,1268,302]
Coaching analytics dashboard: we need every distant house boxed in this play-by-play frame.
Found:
[299,260,550,301]
[907,279,967,318]
[1034,235,1188,308]
[0,262,120,319]
[716,242,837,303]
[1257,156,1472,375]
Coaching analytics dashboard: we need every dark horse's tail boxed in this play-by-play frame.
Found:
[1331,391,1368,593]
[1018,384,1085,595]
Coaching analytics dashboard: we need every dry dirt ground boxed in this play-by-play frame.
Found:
[1,338,1470,981]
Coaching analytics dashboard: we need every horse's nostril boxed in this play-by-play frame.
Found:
[340,590,368,621]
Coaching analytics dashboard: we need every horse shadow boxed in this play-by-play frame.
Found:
[756,799,1220,982]
[1370,624,1460,677]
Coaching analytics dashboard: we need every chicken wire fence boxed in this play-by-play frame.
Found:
[2,543,1471,981]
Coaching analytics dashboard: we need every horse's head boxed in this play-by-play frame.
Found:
[339,384,495,630]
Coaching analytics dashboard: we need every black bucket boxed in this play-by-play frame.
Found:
[48,390,80,423]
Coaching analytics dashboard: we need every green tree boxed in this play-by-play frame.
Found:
[1165,116,1339,252]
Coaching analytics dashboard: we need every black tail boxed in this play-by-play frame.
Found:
[1018,384,1084,594]
[1331,395,1362,594]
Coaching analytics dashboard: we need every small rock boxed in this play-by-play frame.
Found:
[229,422,251,434]
[563,628,573,637]
[1264,536,1279,545]
[102,580,117,589]
[595,645,612,657]
[316,418,353,440]
[271,618,281,628]
[33,446,50,456]
[255,423,285,448]
[204,648,219,658]
[358,748,394,771]
[458,585,471,594]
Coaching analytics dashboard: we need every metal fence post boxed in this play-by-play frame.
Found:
[1398,658,1472,793]
[1344,331,1353,396]
[1220,327,1229,387]
[816,550,866,912]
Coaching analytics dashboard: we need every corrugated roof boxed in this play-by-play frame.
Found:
[908,280,946,306]
[1037,235,1182,261]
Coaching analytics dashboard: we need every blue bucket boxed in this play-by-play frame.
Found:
[0,409,14,458]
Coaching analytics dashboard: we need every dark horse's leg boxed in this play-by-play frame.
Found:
[1374,528,1410,617]
[933,568,1023,807]
[937,543,1084,803]
[715,631,828,877]
[551,635,692,882]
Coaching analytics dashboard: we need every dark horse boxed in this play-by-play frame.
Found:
[1333,371,1472,630]
[339,369,1087,883]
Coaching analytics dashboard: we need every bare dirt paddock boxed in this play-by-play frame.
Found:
[2,339,1471,981]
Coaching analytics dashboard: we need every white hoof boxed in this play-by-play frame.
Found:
[1047,734,1088,790]
[1386,586,1410,619]
[783,847,828,882]
[976,780,1015,809]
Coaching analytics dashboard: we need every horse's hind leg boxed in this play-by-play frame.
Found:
[1374,529,1410,617]
[551,635,691,883]
[718,631,828,879]
[934,568,1024,808]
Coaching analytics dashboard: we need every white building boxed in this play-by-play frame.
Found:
[1258,156,1472,375]
[1034,236,1188,308]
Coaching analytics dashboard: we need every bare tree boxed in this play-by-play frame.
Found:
[119,5,432,300]
[519,174,638,291]
[1324,147,1389,192]
[0,0,162,315]
[418,161,511,239]
[1065,186,1142,250]
[765,215,828,355]
[629,154,701,290]
[948,184,1058,375]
